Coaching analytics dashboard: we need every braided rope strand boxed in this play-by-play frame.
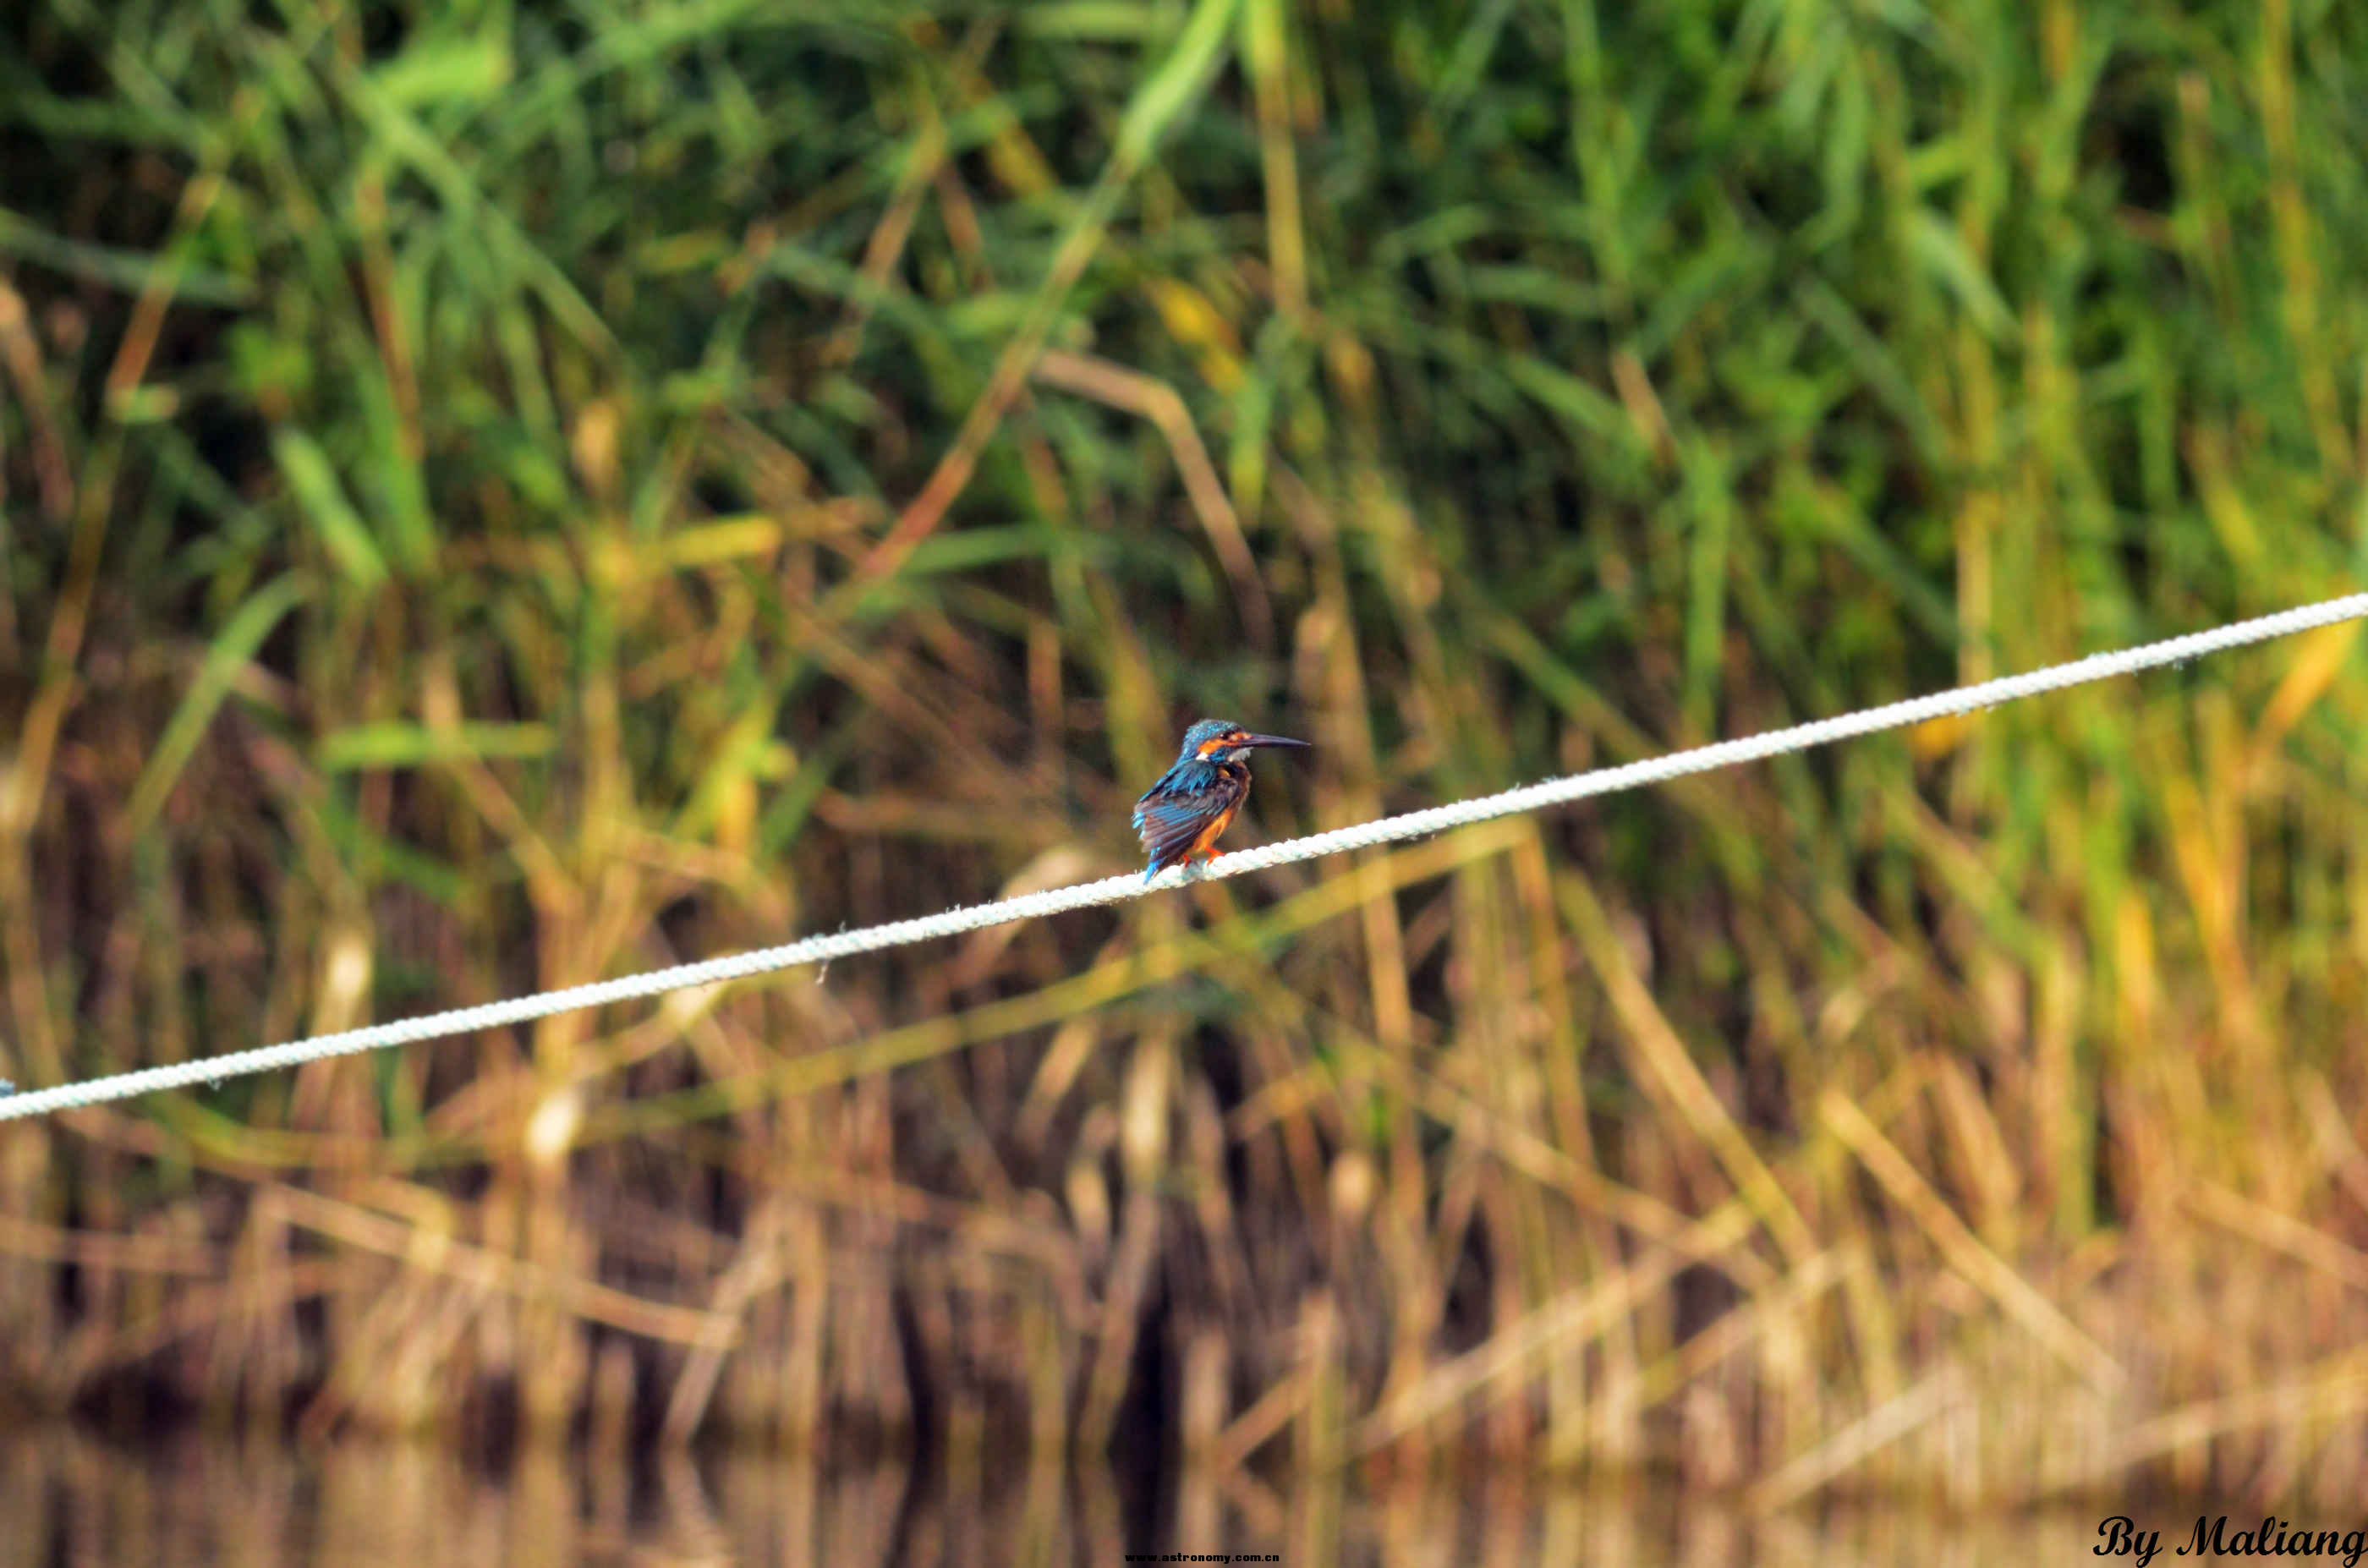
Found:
[3,591,2362,1124]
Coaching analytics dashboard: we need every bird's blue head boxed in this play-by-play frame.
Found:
[1175,719,1311,765]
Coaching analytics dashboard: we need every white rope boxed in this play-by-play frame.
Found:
[4,592,2364,1124]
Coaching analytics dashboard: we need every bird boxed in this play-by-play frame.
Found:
[1133,719,1311,881]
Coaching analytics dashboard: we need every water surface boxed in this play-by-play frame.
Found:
[0,1424,2126,1566]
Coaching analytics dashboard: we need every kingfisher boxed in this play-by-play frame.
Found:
[1133,719,1311,881]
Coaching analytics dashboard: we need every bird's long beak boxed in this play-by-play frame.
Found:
[1241,733,1311,750]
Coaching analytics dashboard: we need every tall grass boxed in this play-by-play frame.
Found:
[4,0,2368,1506]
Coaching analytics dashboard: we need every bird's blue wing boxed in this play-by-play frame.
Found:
[1135,794,1216,869]
[1134,761,1242,872]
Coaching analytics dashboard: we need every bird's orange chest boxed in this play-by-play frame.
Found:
[1185,797,1243,859]
[1182,760,1251,858]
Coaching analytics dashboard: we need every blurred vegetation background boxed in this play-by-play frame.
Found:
[4,0,2368,1513]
